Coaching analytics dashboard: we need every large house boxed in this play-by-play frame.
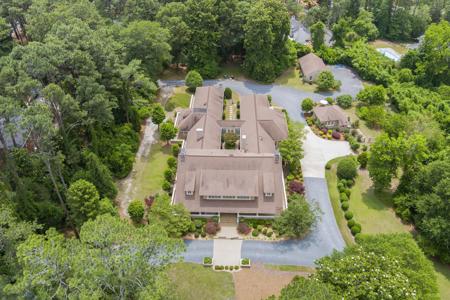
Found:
[299,53,327,83]
[312,105,350,129]
[173,86,289,220]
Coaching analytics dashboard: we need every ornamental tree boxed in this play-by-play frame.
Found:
[316,70,341,91]
[128,200,145,223]
[148,193,192,238]
[151,103,165,127]
[159,121,178,144]
[185,70,203,92]
[301,98,314,111]
[273,194,319,238]
[337,157,358,180]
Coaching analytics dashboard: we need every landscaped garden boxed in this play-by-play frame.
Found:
[326,156,450,299]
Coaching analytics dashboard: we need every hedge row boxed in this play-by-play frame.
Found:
[337,178,362,236]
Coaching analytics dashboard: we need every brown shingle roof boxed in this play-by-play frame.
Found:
[299,53,326,78]
[199,170,259,197]
[173,87,288,215]
[313,105,349,127]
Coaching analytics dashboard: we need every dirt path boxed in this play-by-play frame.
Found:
[233,263,310,300]
[115,85,175,217]
[116,119,157,217]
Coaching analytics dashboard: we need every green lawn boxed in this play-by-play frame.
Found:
[132,143,171,201]
[264,264,315,273]
[326,156,450,299]
[168,263,235,300]
[434,260,450,300]
[274,67,317,92]
[166,86,191,111]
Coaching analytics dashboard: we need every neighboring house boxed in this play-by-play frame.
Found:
[299,53,327,83]
[173,86,289,220]
[312,105,350,129]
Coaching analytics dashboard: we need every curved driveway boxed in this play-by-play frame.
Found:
[166,67,360,266]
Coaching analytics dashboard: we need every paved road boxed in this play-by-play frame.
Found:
[183,240,214,264]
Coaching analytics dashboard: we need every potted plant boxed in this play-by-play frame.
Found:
[240,258,251,268]
[203,257,213,267]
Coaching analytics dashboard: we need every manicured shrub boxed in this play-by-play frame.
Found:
[337,157,358,180]
[128,200,145,223]
[205,221,220,235]
[289,180,305,194]
[257,225,264,231]
[252,229,259,237]
[201,232,206,238]
[162,180,172,193]
[267,231,273,237]
[172,144,180,157]
[325,162,332,170]
[234,266,240,270]
[332,131,341,139]
[203,257,212,264]
[194,233,199,238]
[262,227,268,234]
[322,128,328,134]
[241,258,250,265]
[357,152,369,168]
[341,201,349,211]
[225,266,229,270]
[351,224,362,235]
[350,141,360,151]
[336,94,353,109]
[167,156,177,169]
[347,219,356,228]
[345,188,351,197]
[340,193,349,202]
[237,101,240,108]
[164,168,175,182]
[344,211,354,220]
[224,87,232,99]
[237,222,251,235]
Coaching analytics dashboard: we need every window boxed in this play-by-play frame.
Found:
[185,191,193,196]
[264,193,273,197]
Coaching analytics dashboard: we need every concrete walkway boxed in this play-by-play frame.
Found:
[213,239,242,266]
[301,126,352,178]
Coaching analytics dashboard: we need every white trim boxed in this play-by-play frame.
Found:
[189,94,194,109]
[281,171,288,210]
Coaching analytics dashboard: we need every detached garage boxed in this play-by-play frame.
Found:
[299,53,327,83]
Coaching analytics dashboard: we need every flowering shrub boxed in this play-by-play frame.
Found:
[332,131,341,139]
[237,222,251,235]
[289,180,305,194]
[205,221,221,235]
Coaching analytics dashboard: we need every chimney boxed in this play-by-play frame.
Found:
[241,134,247,152]
[196,128,204,140]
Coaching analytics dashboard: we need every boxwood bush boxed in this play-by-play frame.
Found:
[351,224,362,235]
[344,211,354,220]
[341,202,350,211]
[340,193,349,202]
[347,219,356,228]
[337,157,358,180]
[252,229,260,237]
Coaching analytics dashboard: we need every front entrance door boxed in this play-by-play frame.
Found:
[219,213,238,226]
